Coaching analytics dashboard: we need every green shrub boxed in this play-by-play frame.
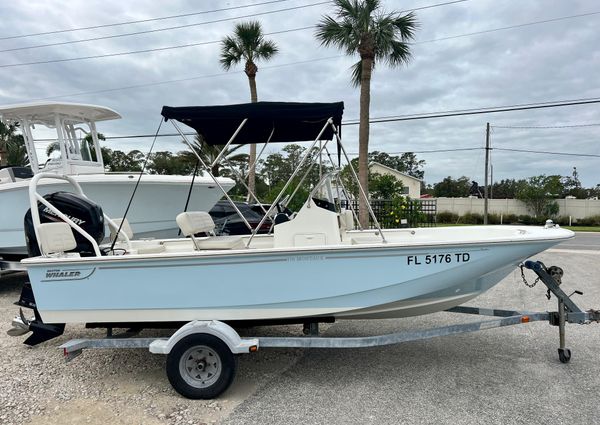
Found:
[518,215,546,225]
[502,213,519,224]
[487,213,501,224]
[577,215,600,226]
[461,212,484,224]
[437,211,459,223]
[555,216,571,226]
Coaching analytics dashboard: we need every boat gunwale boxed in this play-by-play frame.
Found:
[21,228,573,267]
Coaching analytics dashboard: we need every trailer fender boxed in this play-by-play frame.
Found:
[149,320,258,355]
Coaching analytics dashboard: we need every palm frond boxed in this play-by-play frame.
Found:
[385,40,412,67]
[315,16,357,53]
[392,12,418,41]
[220,21,278,70]
[350,59,362,87]
[256,40,279,60]
[220,36,244,70]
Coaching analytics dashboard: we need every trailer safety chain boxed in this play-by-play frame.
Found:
[519,264,540,288]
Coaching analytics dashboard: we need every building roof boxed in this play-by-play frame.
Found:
[369,162,423,182]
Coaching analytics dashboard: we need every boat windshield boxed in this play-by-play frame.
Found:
[310,172,340,213]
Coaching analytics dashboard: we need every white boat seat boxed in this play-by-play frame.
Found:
[38,222,77,255]
[176,211,216,236]
[109,218,134,241]
[176,211,244,250]
[339,209,354,232]
[110,217,165,254]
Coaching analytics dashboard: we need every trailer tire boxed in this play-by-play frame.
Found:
[166,333,237,399]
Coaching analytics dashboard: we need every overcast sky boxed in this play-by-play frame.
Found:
[1,0,598,187]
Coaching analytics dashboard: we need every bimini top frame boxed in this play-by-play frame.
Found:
[161,101,385,246]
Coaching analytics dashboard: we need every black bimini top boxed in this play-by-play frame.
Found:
[161,101,343,146]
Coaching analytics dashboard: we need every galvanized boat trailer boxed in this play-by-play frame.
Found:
[57,260,600,399]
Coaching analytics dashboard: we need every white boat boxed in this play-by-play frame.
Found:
[10,101,573,346]
[0,102,234,257]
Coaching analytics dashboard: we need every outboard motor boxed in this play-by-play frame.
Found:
[11,192,105,346]
[23,191,105,257]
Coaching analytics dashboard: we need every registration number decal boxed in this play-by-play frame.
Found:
[407,253,470,265]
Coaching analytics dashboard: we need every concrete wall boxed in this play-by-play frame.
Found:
[435,198,600,219]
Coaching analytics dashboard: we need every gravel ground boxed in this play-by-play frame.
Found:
[0,247,599,424]
[0,273,307,425]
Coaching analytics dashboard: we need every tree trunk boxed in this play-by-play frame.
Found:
[0,145,7,167]
[358,57,373,228]
[246,65,258,201]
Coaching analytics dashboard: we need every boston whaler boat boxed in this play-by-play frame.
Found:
[9,101,598,399]
[0,102,234,264]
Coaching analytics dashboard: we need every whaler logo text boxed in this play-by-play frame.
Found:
[43,268,95,281]
[46,269,80,279]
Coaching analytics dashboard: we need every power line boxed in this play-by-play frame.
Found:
[55,96,599,143]
[493,147,600,158]
[0,25,316,69]
[343,97,600,125]
[22,54,344,102]
[0,0,293,41]
[0,25,317,70]
[0,6,589,70]
[402,0,468,13]
[34,130,598,159]
[93,137,599,159]
[0,0,467,43]
[0,1,330,54]
[413,10,600,45]
[493,123,600,129]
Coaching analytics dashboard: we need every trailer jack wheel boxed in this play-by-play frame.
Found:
[166,334,237,399]
[558,348,571,364]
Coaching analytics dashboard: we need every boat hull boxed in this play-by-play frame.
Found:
[24,238,560,324]
[0,174,234,256]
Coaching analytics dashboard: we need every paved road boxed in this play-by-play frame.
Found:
[556,231,600,251]
[223,249,600,425]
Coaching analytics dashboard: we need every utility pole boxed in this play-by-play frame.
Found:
[484,122,490,225]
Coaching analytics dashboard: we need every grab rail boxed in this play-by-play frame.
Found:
[28,173,132,257]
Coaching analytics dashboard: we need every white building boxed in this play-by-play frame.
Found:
[369,162,422,198]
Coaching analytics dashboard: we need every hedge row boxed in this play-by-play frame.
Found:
[436,212,600,226]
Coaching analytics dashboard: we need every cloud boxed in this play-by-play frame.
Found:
[0,0,598,187]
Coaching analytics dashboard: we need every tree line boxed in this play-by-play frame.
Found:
[427,169,600,217]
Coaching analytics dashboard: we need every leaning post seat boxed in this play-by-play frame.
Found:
[38,222,78,256]
[109,218,134,242]
[176,211,244,250]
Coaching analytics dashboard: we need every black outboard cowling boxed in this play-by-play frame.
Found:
[24,191,105,257]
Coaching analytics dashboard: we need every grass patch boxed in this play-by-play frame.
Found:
[564,226,600,232]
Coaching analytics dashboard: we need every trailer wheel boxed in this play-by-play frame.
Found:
[558,348,571,364]
[166,334,237,399]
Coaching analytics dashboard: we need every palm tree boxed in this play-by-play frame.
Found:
[220,21,279,199]
[316,0,417,226]
[189,134,247,177]
[0,122,25,167]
